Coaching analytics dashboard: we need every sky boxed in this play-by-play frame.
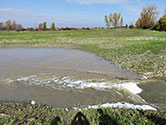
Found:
[0,0,165,28]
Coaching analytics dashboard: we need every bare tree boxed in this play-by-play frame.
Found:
[136,5,160,29]
[5,20,11,30]
[109,13,122,28]
[120,17,123,27]
[105,15,110,29]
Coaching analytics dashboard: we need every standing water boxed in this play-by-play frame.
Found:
[0,48,165,110]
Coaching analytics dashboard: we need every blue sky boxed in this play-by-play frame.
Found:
[0,0,165,28]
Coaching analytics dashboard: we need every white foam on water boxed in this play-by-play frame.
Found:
[17,77,30,82]
[112,82,142,94]
[73,102,157,111]
[14,76,143,95]
[5,76,158,111]
[142,75,148,80]
[17,75,36,82]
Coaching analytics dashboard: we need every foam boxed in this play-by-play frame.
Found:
[7,76,158,111]
[112,82,142,94]
[15,76,143,95]
[73,102,157,111]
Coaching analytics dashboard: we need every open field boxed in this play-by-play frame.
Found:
[0,29,166,79]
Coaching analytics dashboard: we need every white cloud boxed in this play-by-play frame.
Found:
[0,8,102,28]
[66,0,140,14]
[67,0,128,4]
[120,3,140,14]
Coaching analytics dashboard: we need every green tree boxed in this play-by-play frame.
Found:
[129,24,135,29]
[125,24,128,28]
[135,18,142,28]
[38,23,43,30]
[109,13,122,28]
[0,22,3,30]
[104,15,110,29]
[50,22,55,30]
[12,21,16,30]
[5,20,11,30]
[136,5,160,29]
[43,22,47,30]
[155,15,166,31]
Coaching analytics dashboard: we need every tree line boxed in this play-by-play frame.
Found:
[0,5,165,31]
[105,5,166,31]
[0,20,56,31]
[0,20,23,30]
[38,22,55,30]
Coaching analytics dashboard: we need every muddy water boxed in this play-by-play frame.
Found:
[0,48,143,80]
[0,48,165,110]
[139,81,166,110]
[0,83,144,108]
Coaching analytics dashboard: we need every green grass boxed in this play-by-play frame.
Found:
[0,28,165,79]
[0,102,166,124]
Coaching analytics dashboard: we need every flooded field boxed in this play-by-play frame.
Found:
[0,48,143,80]
[0,48,165,110]
[139,81,166,110]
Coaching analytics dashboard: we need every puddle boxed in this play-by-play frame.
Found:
[0,48,144,80]
[0,76,146,108]
[139,81,166,110]
[0,48,164,110]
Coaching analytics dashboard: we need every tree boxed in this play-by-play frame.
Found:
[12,21,16,30]
[0,22,3,30]
[38,23,43,30]
[136,5,160,29]
[43,22,47,30]
[104,15,110,29]
[154,15,166,31]
[129,24,135,29]
[125,24,128,28]
[120,17,123,27]
[5,20,11,30]
[135,18,142,28]
[50,22,55,30]
[16,24,23,30]
[109,13,122,28]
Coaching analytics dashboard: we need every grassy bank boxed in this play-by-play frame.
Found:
[0,102,166,124]
[0,29,165,79]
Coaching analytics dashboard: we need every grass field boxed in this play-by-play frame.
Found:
[0,28,166,79]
